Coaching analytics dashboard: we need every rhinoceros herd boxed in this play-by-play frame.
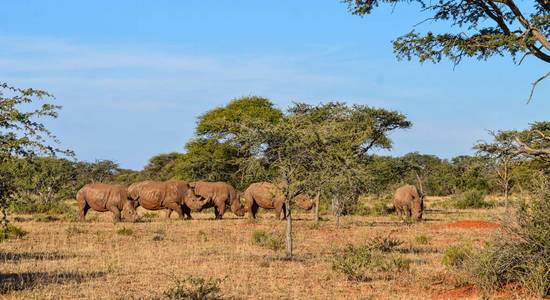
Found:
[76,180,324,222]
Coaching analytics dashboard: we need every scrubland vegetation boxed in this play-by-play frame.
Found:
[1,85,550,299]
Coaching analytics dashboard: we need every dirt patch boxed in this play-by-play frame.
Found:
[429,284,477,300]
[432,220,501,229]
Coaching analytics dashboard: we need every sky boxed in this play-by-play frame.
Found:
[1,1,548,170]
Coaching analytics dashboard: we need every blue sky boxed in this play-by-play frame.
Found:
[1,1,548,170]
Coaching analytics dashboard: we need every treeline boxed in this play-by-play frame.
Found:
[3,96,549,215]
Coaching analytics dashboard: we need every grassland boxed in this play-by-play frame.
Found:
[0,196,531,299]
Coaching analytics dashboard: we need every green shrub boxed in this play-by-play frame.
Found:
[448,189,492,209]
[0,225,29,242]
[371,199,395,216]
[163,276,223,300]
[251,230,284,251]
[32,214,60,222]
[414,235,431,245]
[441,245,472,267]
[331,243,411,281]
[347,197,395,216]
[461,194,550,297]
[116,227,134,236]
[10,196,74,215]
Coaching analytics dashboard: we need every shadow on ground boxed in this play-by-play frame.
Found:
[0,251,76,263]
[0,271,106,293]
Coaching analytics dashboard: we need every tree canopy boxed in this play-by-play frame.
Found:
[0,83,69,226]
[343,0,550,102]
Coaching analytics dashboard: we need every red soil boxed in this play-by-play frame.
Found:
[429,284,477,300]
[432,220,501,229]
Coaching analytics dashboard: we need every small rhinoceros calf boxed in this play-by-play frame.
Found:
[393,184,424,220]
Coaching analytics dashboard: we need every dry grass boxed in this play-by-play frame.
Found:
[0,197,536,299]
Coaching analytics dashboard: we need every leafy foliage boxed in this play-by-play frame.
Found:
[0,225,28,242]
[0,83,70,227]
[331,243,411,281]
[447,189,492,209]
[342,0,550,101]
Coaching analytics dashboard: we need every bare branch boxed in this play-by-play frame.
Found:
[527,71,550,104]
[514,136,550,156]
[517,52,532,65]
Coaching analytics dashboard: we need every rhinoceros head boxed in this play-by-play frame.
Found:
[411,195,424,220]
[122,199,139,222]
[184,189,208,212]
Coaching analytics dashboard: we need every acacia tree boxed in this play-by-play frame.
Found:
[235,102,410,257]
[475,130,522,211]
[168,96,282,190]
[343,0,550,102]
[0,83,69,227]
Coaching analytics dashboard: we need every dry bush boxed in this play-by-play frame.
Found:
[163,275,224,300]
[251,230,284,251]
[461,193,550,298]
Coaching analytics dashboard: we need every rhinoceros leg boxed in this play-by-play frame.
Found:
[275,202,285,220]
[181,205,192,220]
[214,203,225,220]
[165,202,184,219]
[78,201,90,222]
[108,206,121,222]
[165,208,173,219]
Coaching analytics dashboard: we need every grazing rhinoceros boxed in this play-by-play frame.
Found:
[393,184,424,220]
[127,180,206,219]
[243,182,318,219]
[77,183,138,222]
[188,181,245,219]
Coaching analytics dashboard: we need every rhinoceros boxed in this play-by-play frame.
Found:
[188,181,245,219]
[128,180,206,219]
[393,184,424,220]
[243,182,317,219]
[77,183,138,222]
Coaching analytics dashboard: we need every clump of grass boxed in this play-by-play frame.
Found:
[163,275,223,300]
[331,243,411,281]
[198,230,208,242]
[66,225,88,236]
[447,189,493,209]
[414,235,431,245]
[32,214,60,222]
[141,212,158,219]
[152,227,165,235]
[441,245,472,267]
[116,227,134,236]
[251,230,284,251]
[61,212,78,222]
[367,235,403,252]
[0,225,29,241]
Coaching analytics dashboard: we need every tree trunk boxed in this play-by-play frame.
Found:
[315,192,320,222]
[285,197,292,258]
[505,181,509,213]
[504,163,509,212]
